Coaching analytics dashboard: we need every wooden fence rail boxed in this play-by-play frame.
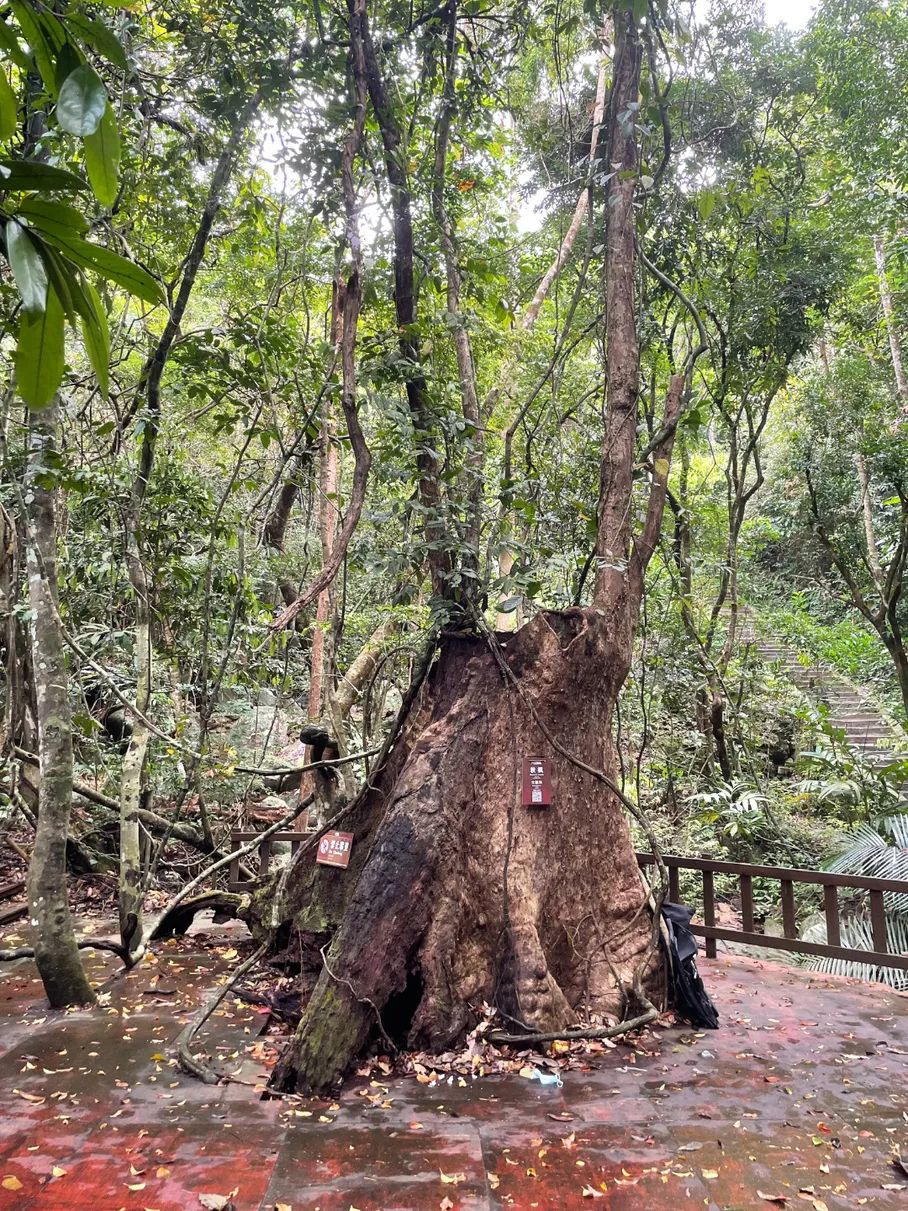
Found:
[228,832,908,974]
[636,852,908,972]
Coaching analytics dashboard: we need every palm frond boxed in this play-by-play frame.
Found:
[802,913,908,991]
[826,816,908,914]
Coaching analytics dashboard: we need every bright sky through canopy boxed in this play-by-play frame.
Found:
[763,0,816,26]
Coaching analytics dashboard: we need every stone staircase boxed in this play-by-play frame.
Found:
[754,636,908,769]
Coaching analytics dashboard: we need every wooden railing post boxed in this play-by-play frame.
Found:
[740,873,754,934]
[869,891,888,954]
[823,884,841,947]
[781,879,796,939]
[668,864,680,903]
[702,869,717,958]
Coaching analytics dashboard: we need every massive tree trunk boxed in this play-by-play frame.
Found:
[267,6,679,1095]
[24,400,95,1008]
[270,613,658,1094]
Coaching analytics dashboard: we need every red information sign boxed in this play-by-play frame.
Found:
[316,830,354,869]
[521,756,551,807]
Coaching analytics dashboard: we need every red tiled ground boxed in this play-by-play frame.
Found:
[0,929,905,1211]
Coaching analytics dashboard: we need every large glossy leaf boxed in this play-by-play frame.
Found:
[15,283,64,408]
[41,230,163,305]
[0,70,17,142]
[71,274,109,397]
[5,220,48,313]
[17,197,90,238]
[0,159,88,192]
[56,63,106,136]
[84,102,120,206]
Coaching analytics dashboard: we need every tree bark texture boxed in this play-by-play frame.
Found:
[24,400,95,1008]
[270,612,658,1094]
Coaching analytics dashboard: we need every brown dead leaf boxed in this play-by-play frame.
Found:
[439,1171,466,1186]
[440,1199,454,1211]
[274,1204,292,1211]
[198,1196,231,1210]
[581,1185,606,1199]
[51,1166,66,1178]
[2,1177,23,1192]
[757,1194,790,1205]
[14,1089,45,1104]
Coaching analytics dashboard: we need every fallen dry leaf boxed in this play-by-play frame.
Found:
[440,1199,454,1211]
[198,1196,231,1210]
[439,1171,466,1185]
[757,1194,790,1205]
[2,1177,23,1192]
[581,1185,606,1199]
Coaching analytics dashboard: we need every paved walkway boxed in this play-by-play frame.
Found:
[0,927,905,1210]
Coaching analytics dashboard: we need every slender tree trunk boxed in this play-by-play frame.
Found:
[873,234,908,406]
[854,451,886,594]
[495,30,610,628]
[119,526,150,954]
[24,400,95,1008]
[432,3,482,580]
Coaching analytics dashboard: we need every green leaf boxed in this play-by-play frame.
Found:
[0,158,88,192]
[9,1,64,96]
[697,189,717,221]
[64,13,127,70]
[84,102,120,206]
[71,274,109,397]
[40,229,163,304]
[35,241,78,322]
[17,197,90,238]
[0,18,30,71]
[56,63,106,136]
[16,283,64,408]
[5,220,47,313]
[0,69,17,142]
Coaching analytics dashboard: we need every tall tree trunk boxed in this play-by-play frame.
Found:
[495,28,610,628]
[267,6,679,1097]
[873,234,908,406]
[24,400,95,1008]
[304,342,341,820]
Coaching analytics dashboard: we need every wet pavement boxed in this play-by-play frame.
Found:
[0,925,905,1211]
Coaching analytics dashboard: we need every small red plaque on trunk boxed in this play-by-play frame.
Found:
[316,830,354,868]
[522,757,551,807]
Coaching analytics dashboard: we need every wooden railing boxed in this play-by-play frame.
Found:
[636,852,908,972]
[0,878,26,928]
[228,831,314,891]
[228,832,908,974]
